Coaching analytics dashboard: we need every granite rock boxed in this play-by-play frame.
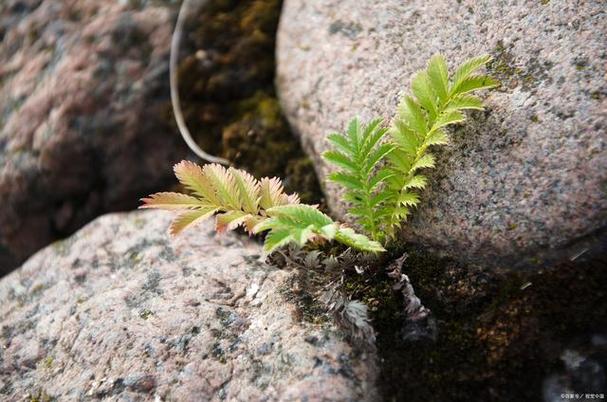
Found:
[0,0,188,273]
[276,0,607,268]
[0,210,377,401]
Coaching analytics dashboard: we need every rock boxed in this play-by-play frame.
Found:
[0,210,377,401]
[0,0,188,273]
[276,0,607,268]
[543,335,607,402]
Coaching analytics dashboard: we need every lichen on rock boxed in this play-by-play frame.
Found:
[0,210,377,401]
[276,0,607,268]
[0,0,189,273]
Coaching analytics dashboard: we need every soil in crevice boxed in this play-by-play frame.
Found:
[365,248,607,401]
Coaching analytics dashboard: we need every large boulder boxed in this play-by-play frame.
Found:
[0,0,187,273]
[276,0,607,268]
[0,210,377,401]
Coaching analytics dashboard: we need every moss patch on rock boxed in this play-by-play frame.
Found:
[175,0,321,203]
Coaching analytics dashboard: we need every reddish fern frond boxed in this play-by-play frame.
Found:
[140,192,206,210]
[141,162,299,237]
[169,207,219,236]
[141,161,382,253]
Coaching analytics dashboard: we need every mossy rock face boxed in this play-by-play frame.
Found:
[176,0,321,203]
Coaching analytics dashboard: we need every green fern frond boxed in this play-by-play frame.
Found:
[323,54,497,243]
[384,53,498,238]
[253,204,384,253]
[141,161,381,254]
[323,117,394,242]
[334,226,386,253]
[253,204,336,252]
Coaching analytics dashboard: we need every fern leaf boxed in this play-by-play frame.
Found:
[327,172,364,191]
[243,215,264,233]
[140,192,206,210]
[402,175,428,190]
[411,70,438,119]
[335,227,385,253]
[433,110,465,129]
[360,118,386,156]
[259,177,289,209]
[253,204,336,252]
[229,168,260,214]
[451,54,493,95]
[215,210,250,233]
[365,143,395,176]
[369,191,392,208]
[390,120,420,155]
[382,54,497,239]
[253,204,379,253]
[411,153,436,171]
[203,164,241,210]
[445,94,484,111]
[169,207,219,236]
[174,161,219,204]
[346,118,362,150]
[323,117,397,241]
[369,168,395,190]
[387,149,414,173]
[266,204,334,228]
[399,96,427,136]
[144,161,377,253]
[263,229,295,253]
[426,54,449,104]
[453,75,499,95]
[398,192,420,207]
[287,193,301,204]
[327,133,355,154]
[424,129,450,146]
[323,150,359,173]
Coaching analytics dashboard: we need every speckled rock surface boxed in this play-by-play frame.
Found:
[276,0,607,268]
[0,210,377,401]
[0,0,187,273]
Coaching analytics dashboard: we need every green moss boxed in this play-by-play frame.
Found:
[284,157,324,204]
[173,0,322,204]
[38,356,54,370]
[29,389,54,402]
[574,59,588,71]
[488,40,552,92]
